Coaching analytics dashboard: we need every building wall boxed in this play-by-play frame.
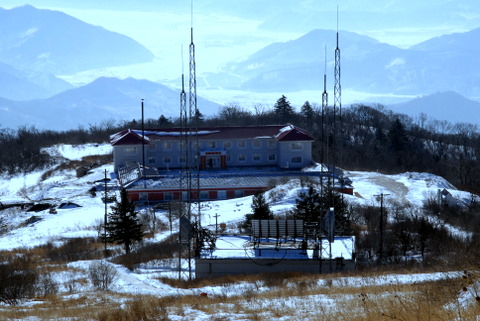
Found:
[114,137,313,172]
[278,141,313,168]
[127,187,268,203]
[195,258,355,278]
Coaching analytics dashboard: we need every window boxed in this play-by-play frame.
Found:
[238,154,246,161]
[238,140,246,148]
[200,191,209,200]
[252,140,261,148]
[290,142,303,150]
[139,193,148,203]
[224,141,231,149]
[253,154,261,161]
[179,156,186,164]
[235,190,244,198]
[181,191,188,201]
[148,157,156,164]
[148,144,156,151]
[218,190,227,200]
[164,192,173,201]
[268,153,276,161]
[208,141,216,148]
[268,140,276,149]
[164,156,172,164]
[179,141,186,150]
[125,146,136,154]
[226,154,231,162]
[291,156,302,164]
[163,142,172,150]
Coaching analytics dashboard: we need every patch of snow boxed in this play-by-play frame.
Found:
[42,143,112,161]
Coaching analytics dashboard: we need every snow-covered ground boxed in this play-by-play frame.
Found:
[0,143,478,318]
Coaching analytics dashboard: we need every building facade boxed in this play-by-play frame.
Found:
[110,125,315,173]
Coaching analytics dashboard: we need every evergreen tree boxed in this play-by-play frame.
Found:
[105,188,144,254]
[292,183,353,233]
[193,109,204,124]
[293,184,323,222]
[158,115,173,127]
[251,191,273,219]
[388,118,409,152]
[274,95,294,123]
[300,101,315,120]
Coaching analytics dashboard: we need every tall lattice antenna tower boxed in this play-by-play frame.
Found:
[321,45,328,166]
[178,45,192,280]
[333,7,342,167]
[178,0,201,280]
[188,0,201,235]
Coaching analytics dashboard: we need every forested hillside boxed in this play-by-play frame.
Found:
[1,96,479,195]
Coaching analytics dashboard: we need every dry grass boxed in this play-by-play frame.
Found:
[1,242,479,320]
[0,273,478,321]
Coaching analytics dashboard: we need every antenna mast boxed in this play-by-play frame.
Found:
[333,6,342,165]
[178,0,200,281]
[321,46,328,167]
[332,6,342,194]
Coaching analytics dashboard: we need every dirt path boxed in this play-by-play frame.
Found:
[370,175,409,201]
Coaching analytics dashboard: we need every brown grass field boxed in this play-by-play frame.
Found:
[0,259,479,321]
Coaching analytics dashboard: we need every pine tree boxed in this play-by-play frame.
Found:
[104,188,144,254]
[274,95,294,123]
[300,101,315,120]
[293,184,323,222]
[251,191,273,220]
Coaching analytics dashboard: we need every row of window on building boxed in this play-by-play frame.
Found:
[125,141,304,154]
[143,154,303,166]
[136,189,261,203]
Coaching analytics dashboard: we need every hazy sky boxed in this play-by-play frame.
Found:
[3,1,480,85]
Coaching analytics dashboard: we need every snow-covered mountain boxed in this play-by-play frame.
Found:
[0,77,222,131]
[0,5,154,75]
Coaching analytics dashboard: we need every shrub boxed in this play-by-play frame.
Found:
[44,238,103,262]
[114,235,178,271]
[36,272,59,297]
[0,256,38,305]
[88,261,118,291]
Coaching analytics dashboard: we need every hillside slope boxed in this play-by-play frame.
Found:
[0,5,154,74]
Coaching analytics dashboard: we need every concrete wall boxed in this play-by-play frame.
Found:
[196,258,355,278]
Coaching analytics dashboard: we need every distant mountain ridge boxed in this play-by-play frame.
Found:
[0,77,221,131]
[388,91,480,125]
[0,5,154,75]
[208,28,480,98]
[0,61,72,100]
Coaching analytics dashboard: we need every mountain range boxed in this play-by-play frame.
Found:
[0,4,479,130]
[0,5,154,75]
[0,77,221,131]
[388,91,480,126]
[207,28,480,98]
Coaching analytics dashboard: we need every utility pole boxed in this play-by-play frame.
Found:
[374,193,389,264]
[214,213,220,234]
[141,99,146,189]
[104,169,108,253]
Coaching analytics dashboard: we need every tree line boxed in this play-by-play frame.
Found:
[1,95,479,195]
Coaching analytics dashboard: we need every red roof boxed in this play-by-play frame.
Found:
[110,129,149,146]
[110,125,314,145]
